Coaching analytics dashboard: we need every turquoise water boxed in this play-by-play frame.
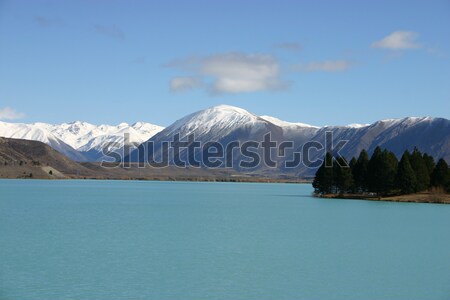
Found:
[0,180,449,300]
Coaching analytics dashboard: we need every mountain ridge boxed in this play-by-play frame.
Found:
[1,105,449,178]
[0,120,163,161]
[128,105,450,177]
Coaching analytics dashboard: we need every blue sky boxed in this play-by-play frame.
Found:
[0,0,449,127]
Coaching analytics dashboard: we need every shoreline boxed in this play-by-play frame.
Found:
[315,192,450,204]
[0,174,312,184]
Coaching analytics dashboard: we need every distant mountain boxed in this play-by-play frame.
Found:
[0,137,93,178]
[0,121,163,161]
[310,117,450,161]
[127,105,289,171]
[128,105,450,178]
[301,117,450,176]
[0,121,86,161]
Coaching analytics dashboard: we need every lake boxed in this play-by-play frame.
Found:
[1,179,449,300]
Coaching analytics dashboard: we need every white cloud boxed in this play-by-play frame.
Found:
[0,107,25,120]
[293,60,352,72]
[166,52,290,94]
[371,31,421,50]
[170,77,202,92]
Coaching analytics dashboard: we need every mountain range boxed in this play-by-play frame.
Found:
[0,121,163,161]
[127,105,450,177]
[1,104,449,178]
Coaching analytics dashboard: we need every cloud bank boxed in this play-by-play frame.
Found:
[167,52,290,94]
[0,107,25,120]
[170,77,202,92]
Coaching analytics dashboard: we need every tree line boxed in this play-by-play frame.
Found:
[313,147,450,196]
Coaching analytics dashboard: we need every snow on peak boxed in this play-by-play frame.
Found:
[346,123,369,128]
[132,122,145,128]
[260,115,318,128]
[165,104,265,138]
[0,120,164,152]
[373,116,434,129]
[57,121,164,151]
[209,104,254,114]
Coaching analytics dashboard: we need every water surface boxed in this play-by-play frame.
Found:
[1,180,449,300]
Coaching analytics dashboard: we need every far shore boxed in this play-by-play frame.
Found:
[316,192,450,204]
[0,173,312,184]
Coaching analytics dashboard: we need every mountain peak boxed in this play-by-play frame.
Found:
[204,104,256,116]
[164,104,263,138]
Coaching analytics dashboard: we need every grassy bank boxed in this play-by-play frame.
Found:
[316,191,450,204]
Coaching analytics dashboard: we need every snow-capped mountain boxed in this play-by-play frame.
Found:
[0,121,163,161]
[291,116,450,176]
[127,105,290,169]
[51,121,163,161]
[51,121,163,151]
[128,105,450,177]
[0,121,87,161]
[162,105,270,139]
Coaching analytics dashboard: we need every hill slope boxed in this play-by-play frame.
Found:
[0,137,93,178]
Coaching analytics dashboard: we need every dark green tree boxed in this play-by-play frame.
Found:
[367,147,383,195]
[396,151,417,194]
[431,159,449,190]
[349,157,357,169]
[334,157,353,194]
[313,152,335,194]
[422,153,435,177]
[368,147,398,196]
[352,149,369,193]
[409,148,430,192]
[384,149,399,193]
[349,157,357,193]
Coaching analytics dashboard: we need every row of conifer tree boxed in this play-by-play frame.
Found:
[313,147,450,196]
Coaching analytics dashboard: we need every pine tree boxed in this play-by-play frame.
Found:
[349,157,357,169]
[396,151,417,194]
[334,157,353,194]
[352,149,369,193]
[409,147,430,192]
[383,149,398,194]
[431,159,449,190]
[313,152,334,194]
[422,153,435,177]
[315,148,446,197]
[312,163,324,193]
[349,157,357,193]
[367,147,384,195]
[368,147,398,196]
